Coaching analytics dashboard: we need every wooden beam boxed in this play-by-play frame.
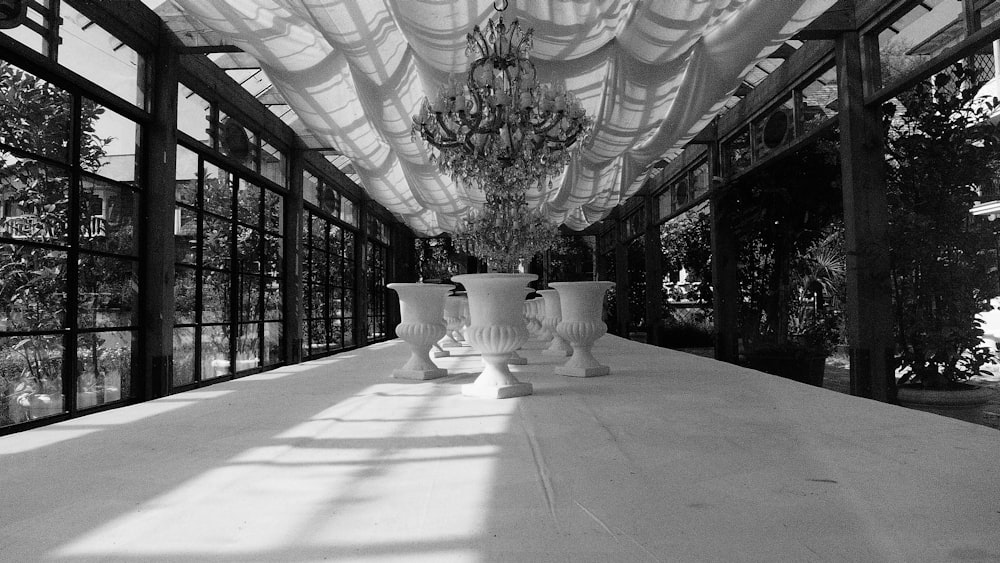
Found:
[138,25,179,399]
[836,31,894,402]
[792,0,856,40]
[282,147,305,365]
[178,45,244,55]
[708,138,739,364]
[644,195,663,343]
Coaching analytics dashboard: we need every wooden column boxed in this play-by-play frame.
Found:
[707,137,740,364]
[282,146,304,365]
[836,30,894,402]
[614,226,630,338]
[138,28,179,399]
[644,194,663,343]
[355,198,370,346]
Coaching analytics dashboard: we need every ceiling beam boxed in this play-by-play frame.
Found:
[793,0,856,40]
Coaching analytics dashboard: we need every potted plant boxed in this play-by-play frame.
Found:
[883,63,999,404]
[730,139,845,386]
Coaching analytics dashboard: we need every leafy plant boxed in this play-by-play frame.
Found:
[883,63,1000,388]
[729,138,844,355]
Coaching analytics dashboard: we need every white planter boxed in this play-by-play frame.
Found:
[550,281,615,377]
[525,298,544,339]
[537,289,572,356]
[441,295,465,347]
[452,273,535,399]
[388,283,454,380]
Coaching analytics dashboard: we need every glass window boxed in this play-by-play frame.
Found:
[0,245,67,331]
[0,4,48,55]
[0,156,70,244]
[77,253,138,329]
[260,139,285,184]
[172,327,196,387]
[801,67,838,135]
[203,162,233,218]
[0,62,72,162]
[754,99,794,160]
[83,102,139,182]
[879,0,961,85]
[59,3,144,107]
[303,170,319,207]
[77,330,132,409]
[723,127,752,176]
[80,176,139,255]
[177,84,211,144]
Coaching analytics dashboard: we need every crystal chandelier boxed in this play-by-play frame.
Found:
[412,0,592,198]
[451,192,563,273]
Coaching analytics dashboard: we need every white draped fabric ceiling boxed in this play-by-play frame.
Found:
[172,0,836,236]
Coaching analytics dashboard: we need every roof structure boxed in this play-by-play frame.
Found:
[149,0,842,236]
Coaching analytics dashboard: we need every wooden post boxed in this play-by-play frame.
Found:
[138,27,179,399]
[614,225,630,338]
[707,135,740,364]
[355,198,370,346]
[644,194,663,344]
[282,146,304,365]
[836,30,894,402]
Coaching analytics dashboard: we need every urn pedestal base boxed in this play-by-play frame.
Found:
[507,350,528,365]
[393,367,448,380]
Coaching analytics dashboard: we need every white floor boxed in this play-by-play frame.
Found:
[1,336,998,562]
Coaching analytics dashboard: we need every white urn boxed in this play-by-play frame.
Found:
[441,294,465,347]
[537,289,572,356]
[387,283,454,380]
[550,281,615,377]
[452,273,535,399]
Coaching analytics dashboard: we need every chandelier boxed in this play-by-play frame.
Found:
[411,0,592,198]
[452,192,562,273]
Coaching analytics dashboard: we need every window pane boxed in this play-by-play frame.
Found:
[202,215,232,270]
[263,321,282,366]
[264,277,282,320]
[201,270,231,323]
[78,254,138,329]
[261,139,285,184]
[341,198,357,226]
[201,325,229,379]
[174,206,198,264]
[77,330,132,409]
[308,319,326,354]
[238,181,261,226]
[801,67,838,135]
[236,323,260,368]
[203,163,233,217]
[175,145,199,202]
[0,62,72,162]
[264,234,282,277]
[178,84,211,145]
[59,3,143,106]
[0,334,64,426]
[218,115,254,166]
[174,265,197,324]
[80,177,138,255]
[172,327,196,387]
[303,170,319,207]
[0,245,67,331]
[264,189,282,233]
[238,273,261,321]
[0,157,70,244]
[83,102,138,182]
[237,226,262,273]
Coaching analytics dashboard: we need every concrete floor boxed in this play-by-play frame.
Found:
[1,336,998,562]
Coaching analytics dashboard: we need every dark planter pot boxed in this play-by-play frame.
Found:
[744,348,827,387]
[896,382,993,408]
